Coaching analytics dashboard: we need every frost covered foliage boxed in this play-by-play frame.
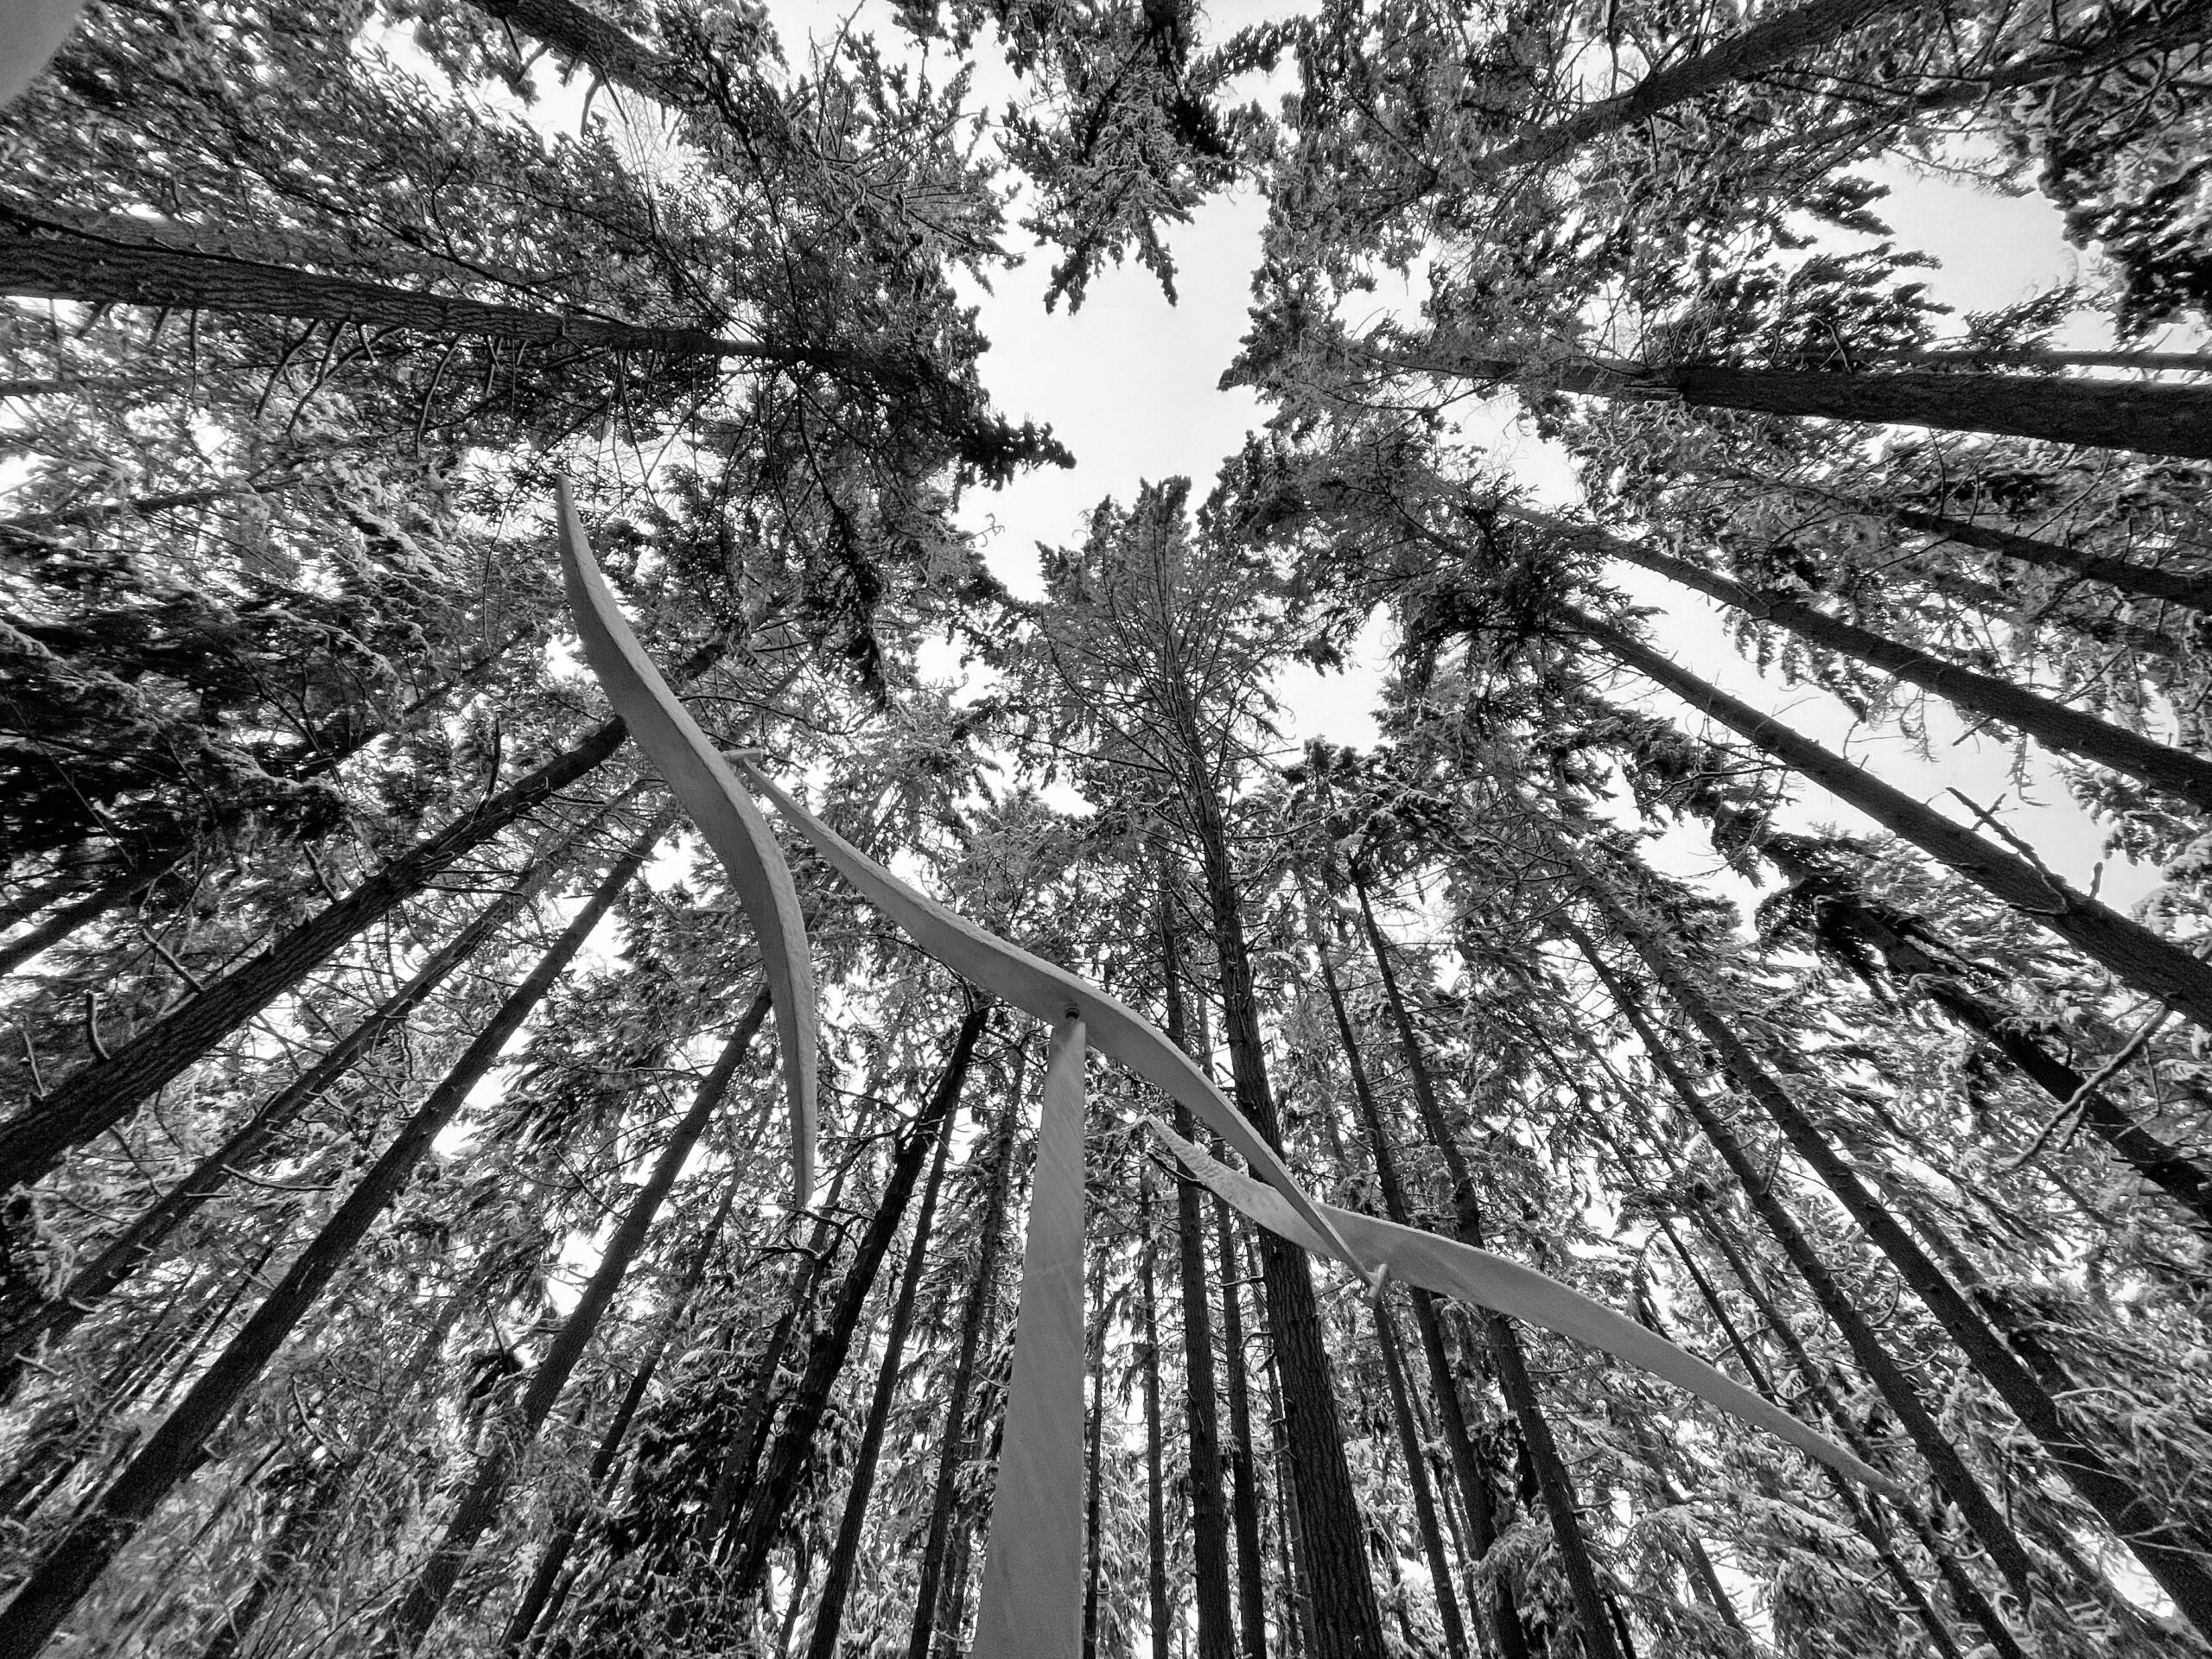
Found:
[3,3,2211,1658]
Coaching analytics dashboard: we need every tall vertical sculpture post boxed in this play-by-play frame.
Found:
[970,1014,1090,1659]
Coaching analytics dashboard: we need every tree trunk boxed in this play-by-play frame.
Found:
[1668,363,2212,461]
[1532,509,2212,812]
[1308,912,1534,1659]
[1571,607,2212,1031]
[1746,2,2212,165]
[0,621,546,979]
[0,870,80,931]
[1881,349,2212,372]
[1185,757,1386,1659]
[698,1162,852,1552]
[908,1043,1025,1659]
[1141,1175,1174,1659]
[1352,874,1624,1659]
[0,807,610,1376]
[0,209,765,363]
[0,715,632,1186]
[1886,504,2212,615]
[0,817,663,1659]
[0,862,165,977]
[389,989,772,1653]
[1657,1164,2037,1659]
[463,0,714,111]
[1160,898,1240,1659]
[1777,873,2212,1229]
[1472,0,1914,175]
[502,1167,747,1656]
[1912,567,2186,662]
[1255,1294,1318,1659]
[806,1080,957,1659]
[1568,921,2040,1586]
[1922,977,2212,1230]
[721,1008,988,1604]
[1404,352,2212,460]
[1649,1206,1970,1659]
[195,1452,362,1659]
[1217,1195,1271,1659]
[1373,1300,1471,1659]
[1577,899,2212,1637]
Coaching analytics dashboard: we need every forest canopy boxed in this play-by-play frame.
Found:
[3,2,2211,1657]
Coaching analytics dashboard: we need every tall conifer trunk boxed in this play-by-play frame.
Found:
[908,1042,1024,1659]
[502,1169,747,1656]
[0,213,753,362]
[1182,759,1387,1659]
[1140,1173,1173,1659]
[0,805,613,1377]
[0,719,633,1186]
[1745,867,2212,1229]
[1884,502,2212,616]
[1570,610,2212,1031]
[806,1087,957,1659]
[0,620,545,979]
[1572,900,2212,1636]
[388,989,772,1653]
[698,1161,851,1554]
[1160,898,1241,1659]
[1469,0,1911,175]
[720,1008,988,1605]
[1567,922,2040,1589]
[1352,875,1624,1659]
[1308,913,1533,1659]
[1372,1300,1471,1659]
[1395,348,2212,458]
[1255,1295,1319,1659]
[0,865,164,978]
[1652,1207,1974,1659]
[1216,1195,1271,1659]
[0,871,79,932]
[194,1451,361,1659]
[1929,977,2212,1226]
[1529,512,2212,813]
[0,816,665,1659]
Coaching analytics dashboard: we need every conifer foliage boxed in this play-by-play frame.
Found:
[4,2,2211,1656]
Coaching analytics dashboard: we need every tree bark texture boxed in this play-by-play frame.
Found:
[1217,1194,1272,1659]
[1580,901,2212,1637]
[1189,766,1387,1659]
[1310,918,1535,1659]
[0,810,604,1376]
[1569,920,2041,1592]
[1161,902,1240,1659]
[1373,1300,1471,1659]
[1534,510,2212,813]
[0,211,746,361]
[0,817,663,1659]
[1408,352,2212,460]
[1352,876,1624,1659]
[721,1007,988,1604]
[0,717,631,1186]
[908,1045,1025,1659]
[388,989,772,1653]
[1887,504,2212,615]
[806,1085,957,1659]
[501,1169,747,1656]
[1474,0,1914,175]
[1573,609,2212,1032]
[1141,1176,1173,1659]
